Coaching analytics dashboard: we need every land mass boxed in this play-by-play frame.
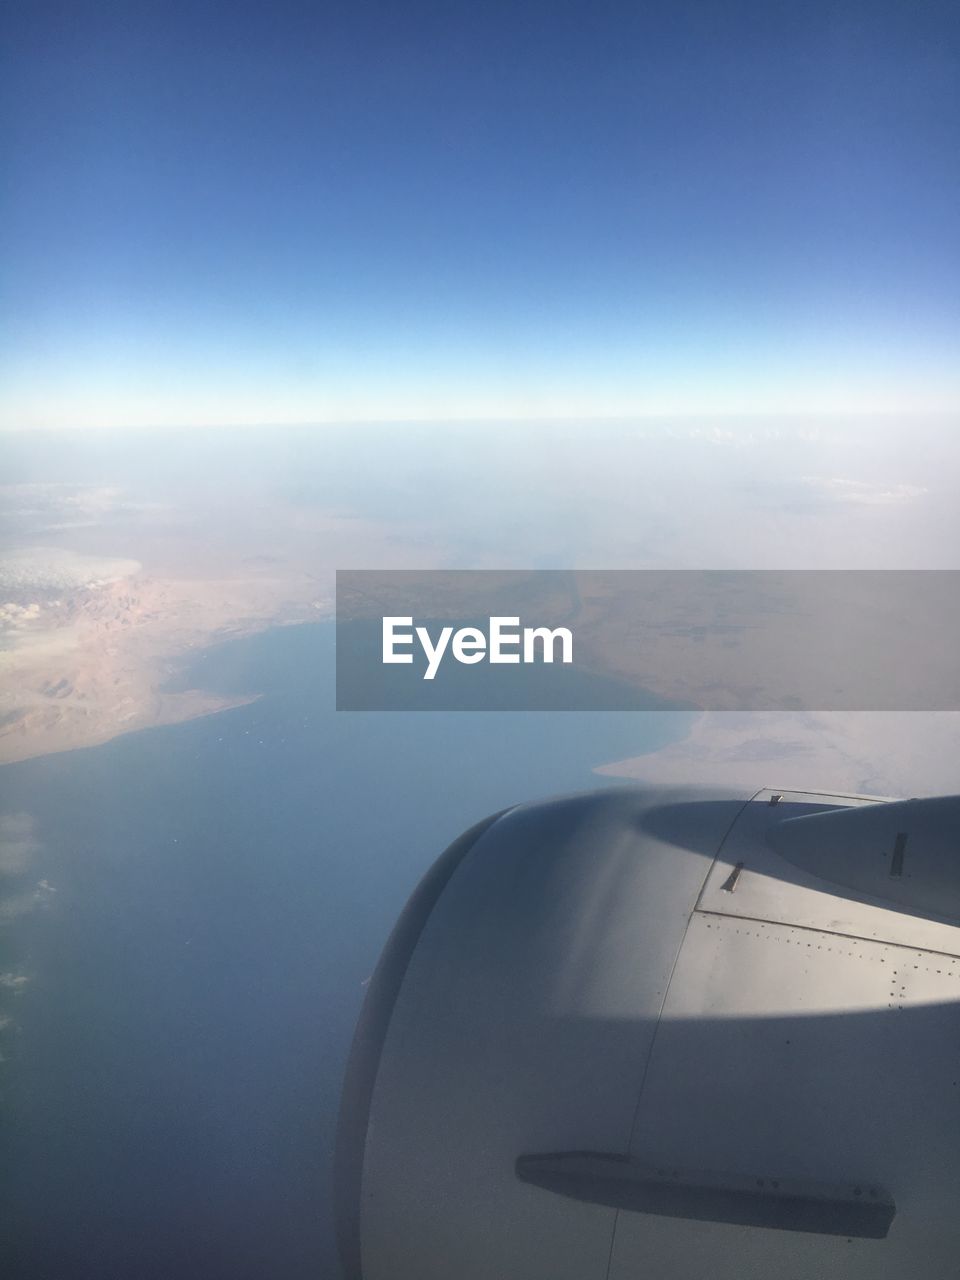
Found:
[0,567,329,764]
[595,709,960,798]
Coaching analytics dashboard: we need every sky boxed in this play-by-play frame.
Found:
[1,0,958,429]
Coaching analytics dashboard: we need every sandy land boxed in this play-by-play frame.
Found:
[0,568,329,764]
[0,477,458,766]
[595,709,960,799]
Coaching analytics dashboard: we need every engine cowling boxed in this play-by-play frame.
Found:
[336,786,960,1280]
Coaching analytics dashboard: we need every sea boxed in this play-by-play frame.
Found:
[0,620,690,1279]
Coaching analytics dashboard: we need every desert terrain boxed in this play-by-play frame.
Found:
[0,474,436,764]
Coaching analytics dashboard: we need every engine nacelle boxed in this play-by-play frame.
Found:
[336,786,960,1280]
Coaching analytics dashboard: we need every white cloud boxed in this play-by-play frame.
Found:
[0,813,40,874]
[800,475,928,505]
[0,547,141,593]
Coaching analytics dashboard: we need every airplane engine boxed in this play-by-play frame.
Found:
[335,786,960,1279]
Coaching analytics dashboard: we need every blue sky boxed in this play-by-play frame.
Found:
[2,0,958,427]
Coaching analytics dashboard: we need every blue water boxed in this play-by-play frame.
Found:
[0,623,690,1279]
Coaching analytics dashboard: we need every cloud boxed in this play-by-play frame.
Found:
[0,890,40,922]
[0,483,164,534]
[800,476,927,506]
[0,813,53,921]
[0,812,40,874]
[0,547,141,594]
[0,813,47,1058]
[0,601,41,628]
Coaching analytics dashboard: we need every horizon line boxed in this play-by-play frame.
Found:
[2,408,958,434]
